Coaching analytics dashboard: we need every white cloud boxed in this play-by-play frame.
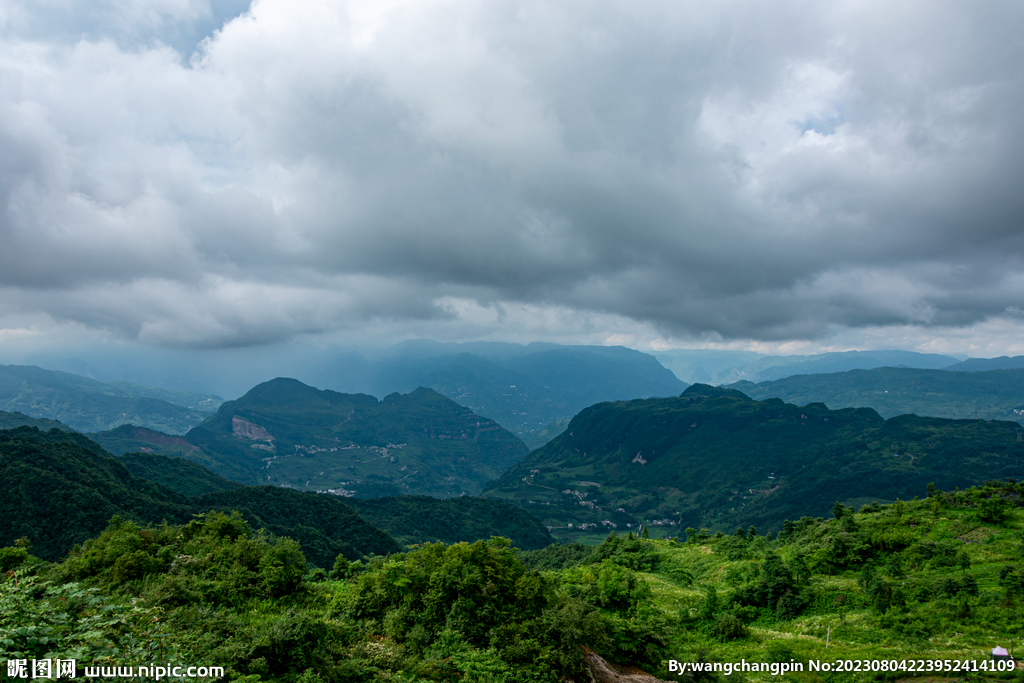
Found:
[1,0,1023,354]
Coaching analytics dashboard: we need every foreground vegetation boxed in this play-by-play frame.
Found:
[2,480,1022,682]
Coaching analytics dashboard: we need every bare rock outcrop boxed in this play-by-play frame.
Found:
[582,649,666,683]
[232,416,274,442]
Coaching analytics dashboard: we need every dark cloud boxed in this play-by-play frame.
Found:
[1,0,1023,350]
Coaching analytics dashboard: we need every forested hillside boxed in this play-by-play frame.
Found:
[115,451,244,496]
[344,495,554,550]
[0,427,398,565]
[195,486,402,566]
[485,385,1024,540]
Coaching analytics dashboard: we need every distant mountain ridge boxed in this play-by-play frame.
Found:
[656,349,961,385]
[0,364,223,434]
[944,355,1024,371]
[184,378,530,498]
[727,367,1024,422]
[5,343,685,448]
[313,341,687,446]
[483,384,1024,539]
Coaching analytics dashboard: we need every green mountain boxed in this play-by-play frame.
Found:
[185,378,530,497]
[728,366,1024,422]
[527,418,572,450]
[16,343,685,447]
[0,364,223,434]
[343,495,555,550]
[0,426,194,561]
[88,424,208,458]
[0,426,398,566]
[483,384,1024,540]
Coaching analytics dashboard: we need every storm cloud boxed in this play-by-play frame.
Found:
[1,0,1023,350]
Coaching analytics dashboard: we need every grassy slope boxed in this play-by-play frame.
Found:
[626,487,1023,682]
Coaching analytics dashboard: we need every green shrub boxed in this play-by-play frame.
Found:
[714,614,748,640]
[0,546,29,572]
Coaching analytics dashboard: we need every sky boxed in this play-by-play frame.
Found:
[2,0,1024,374]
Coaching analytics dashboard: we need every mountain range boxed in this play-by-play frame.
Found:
[256,340,687,446]
[2,342,687,448]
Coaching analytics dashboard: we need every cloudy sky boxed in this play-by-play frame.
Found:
[2,0,1024,366]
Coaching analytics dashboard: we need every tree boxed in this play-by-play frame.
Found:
[790,554,811,585]
[698,584,719,621]
[978,496,1012,524]
[259,538,307,597]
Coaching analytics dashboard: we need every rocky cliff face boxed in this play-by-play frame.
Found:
[231,416,274,442]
